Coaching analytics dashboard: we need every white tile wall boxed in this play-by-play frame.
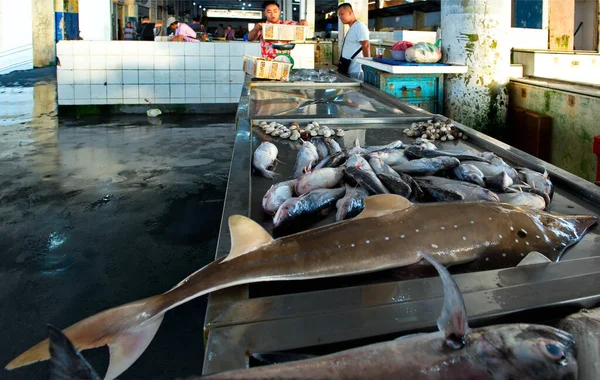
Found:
[57,70,74,85]
[90,70,107,84]
[107,70,122,84]
[123,70,138,84]
[185,84,201,98]
[58,84,74,99]
[200,57,215,70]
[73,70,90,84]
[155,70,170,83]
[74,85,91,99]
[55,41,265,105]
[186,70,200,84]
[91,85,107,99]
[107,85,123,98]
[90,56,106,70]
[139,70,154,84]
[170,70,185,84]
[185,43,200,56]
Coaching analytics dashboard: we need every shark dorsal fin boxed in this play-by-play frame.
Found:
[222,215,273,263]
[354,194,412,220]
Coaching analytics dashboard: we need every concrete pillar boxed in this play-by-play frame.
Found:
[413,11,424,30]
[338,0,369,55]
[55,0,79,40]
[442,0,511,135]
[32,0,56,67]
[305,0,315,38]
[548,0,574,50]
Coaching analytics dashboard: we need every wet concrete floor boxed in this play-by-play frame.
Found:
[0,67,235,379]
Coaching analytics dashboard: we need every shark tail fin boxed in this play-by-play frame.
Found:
[48,324,101,380]
[7,295,165,380]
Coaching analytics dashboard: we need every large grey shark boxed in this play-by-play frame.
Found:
[6,195,596,379]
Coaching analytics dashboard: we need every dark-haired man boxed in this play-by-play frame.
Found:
[248,1,308,59]
[138,16,163,41]
[337,3,369,79]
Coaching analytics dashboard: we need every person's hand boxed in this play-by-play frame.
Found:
[155,21,163,27]
[253,23,262,32]
[299,20,308,26]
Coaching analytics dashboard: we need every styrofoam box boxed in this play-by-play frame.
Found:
[392,31,436,44]
[262,24,308,41]
[243,56,291,81]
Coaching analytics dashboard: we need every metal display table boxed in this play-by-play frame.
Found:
[203,80,600,375]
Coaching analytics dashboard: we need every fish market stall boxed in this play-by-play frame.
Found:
[203,79,600,375]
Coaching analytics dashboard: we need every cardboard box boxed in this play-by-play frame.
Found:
[243,55,292,81]
[263,24,308,41]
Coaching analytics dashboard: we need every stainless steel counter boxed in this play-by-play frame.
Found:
[203,81,600,375]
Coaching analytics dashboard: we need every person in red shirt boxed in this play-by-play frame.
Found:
[248,1,307,59]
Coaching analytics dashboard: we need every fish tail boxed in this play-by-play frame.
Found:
[260,168,279,180]
[6,295,165,380]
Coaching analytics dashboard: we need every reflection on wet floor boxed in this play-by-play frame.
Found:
[0,67,235,379]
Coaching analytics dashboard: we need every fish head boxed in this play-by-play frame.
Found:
[471,324,577,380]
[368,156,385,172]
[273,198,300,228]
[528,210,598,260]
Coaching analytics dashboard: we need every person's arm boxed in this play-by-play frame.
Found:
[360,40,370,57]
[248,23,262,41]
[298,20,308,26]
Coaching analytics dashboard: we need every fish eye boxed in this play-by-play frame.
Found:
[542,343,567,365]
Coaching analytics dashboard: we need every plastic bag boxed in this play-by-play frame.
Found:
[404,42,442,63]
[146,108,162,117]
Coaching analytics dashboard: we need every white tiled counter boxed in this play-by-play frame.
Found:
[56,41,261,105]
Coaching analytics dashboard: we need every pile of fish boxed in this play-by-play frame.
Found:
[43,252,582,380]
[257,135,555,232]
[257,120,345,141]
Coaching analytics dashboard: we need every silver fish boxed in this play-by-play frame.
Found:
[313,138,330,161]
[485,170,514,190]
[497,192,546,210]
[335,184,369,221]
[506,184,551,208]
[314,152,347,170]
[262,180,296,215]
[453,164,486,187]
[346,137,369,157]
[364,140,403,153]
[273,187,345,230]
[324,138,342,154]
[46,252,579,380]
[413,139,438,151]
[295,167,344,195]
[558,308,600,380]
[345,155,389,194]
[392,157,460,176]
[9,195,595,378]
[369,149,409,166]
[517,167,554,199]
[369,157,411,197]
[405,145,489,162]
[292,140,319,178]
[461,160,521,183]
[415,176,500,202]
[253,142,279,179]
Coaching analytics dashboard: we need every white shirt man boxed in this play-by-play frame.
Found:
[338,3,370,80]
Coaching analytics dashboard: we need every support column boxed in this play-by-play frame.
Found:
[305,0,315,38]
[338,0,368,55]
[55,0,79,40]
[548,0,574,50]
[442,0,511,135]
[32,0,56,67]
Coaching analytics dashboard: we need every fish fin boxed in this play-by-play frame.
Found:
[418,252,469,350]
[222,215,274,263]
[517,252,552,267]
[48,325,102,380]
[104,314,164,379]
[354,194,412,220]
[6,296,164,379]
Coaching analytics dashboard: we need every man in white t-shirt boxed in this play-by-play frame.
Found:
[338,3,370,80]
